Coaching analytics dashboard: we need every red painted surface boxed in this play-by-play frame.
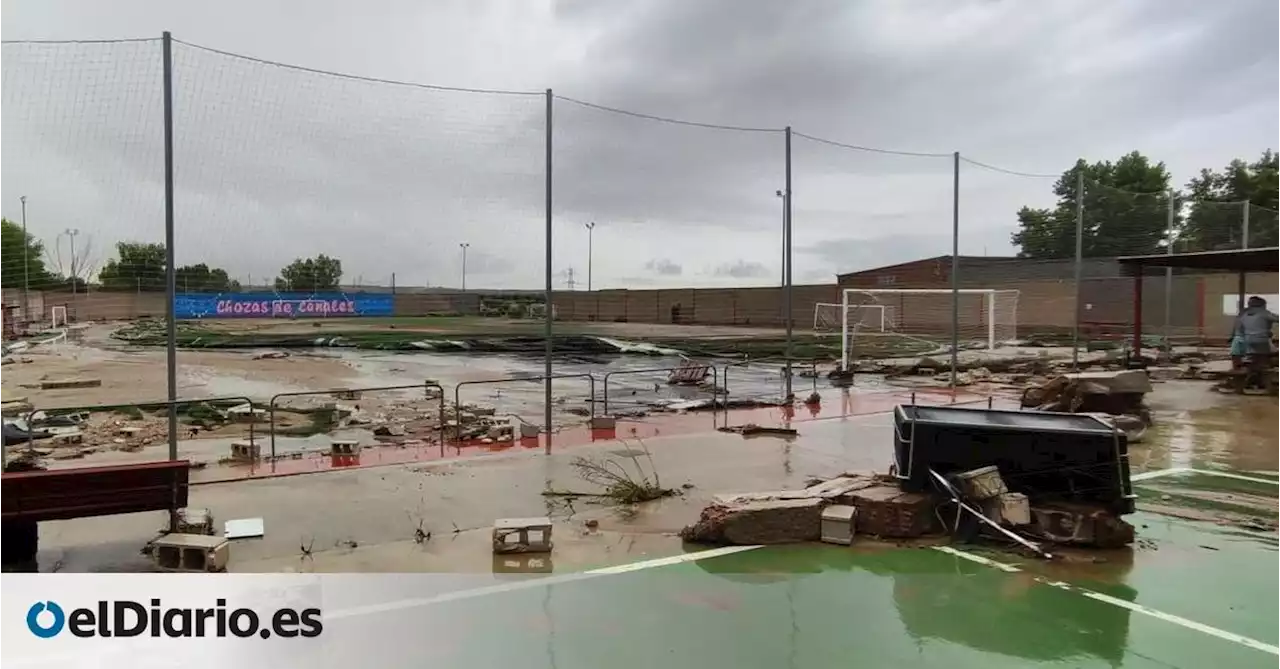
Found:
[1,460,190,522]
[191,386,995,484]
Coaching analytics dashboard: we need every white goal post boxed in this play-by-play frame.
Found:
[815,302,891,333]
[839,288,1020,368]
[50,305,68,328]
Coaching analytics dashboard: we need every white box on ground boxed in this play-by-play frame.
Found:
[996,492,1031,526]
[493,517,553,554]
[820,505,857,545]
[150,534,230,572]
[954,466,1008,500]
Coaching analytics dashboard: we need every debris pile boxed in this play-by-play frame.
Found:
[682,403,1137,558]
[1019,369,1152,441]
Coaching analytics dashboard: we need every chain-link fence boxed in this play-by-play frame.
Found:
[3,33,1276,423]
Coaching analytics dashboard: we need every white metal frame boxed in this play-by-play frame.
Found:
[50,305,68,328]
[840,288,1019,368]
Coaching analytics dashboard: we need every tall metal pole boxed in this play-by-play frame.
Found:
[20,196,29,322]
[1071,170,1084,370]
[162,32,178,465]
[161,32,179,534]
[1163,190,1175,343]
[543,89,554,455]
[459,243,469,291]
[783,127,793,399]
[1242,200,1250,249]
[585,222,595,292]
[65,228,80,297]
[949,152,960,388]
[776,190,785,291]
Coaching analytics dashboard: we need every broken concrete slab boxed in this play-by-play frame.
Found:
[680,498,824,545]
[842,485,939,538]
[713,476,875,505]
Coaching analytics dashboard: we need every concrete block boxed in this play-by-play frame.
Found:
[589,416,617,430]
[519,424,541,439]
[954,466,1007,500]
[493,517,553,554]
[820,505,857,545]
[230,440,260,462]
[151,534,229,572]
[175,507,215,536]
[330,439,361,456]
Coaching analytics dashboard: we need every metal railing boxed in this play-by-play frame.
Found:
[10,395,257,467]
[600,365,719,415]
[266,383,445,459]
[454,373,596,454]
[721,358,819,401]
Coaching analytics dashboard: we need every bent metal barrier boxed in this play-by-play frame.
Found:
[16,395,258,463]
[720,358,819,401]
[267,383,445,459]
[453,373,598,432]
[600,366,720,415]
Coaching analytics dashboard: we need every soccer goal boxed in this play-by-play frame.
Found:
[839,288,1019,367]
[50,305,68,328]
[814,301,893,334]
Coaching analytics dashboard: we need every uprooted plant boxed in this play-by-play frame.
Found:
[544,439,678,505]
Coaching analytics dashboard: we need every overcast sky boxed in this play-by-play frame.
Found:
[2,0,1276,290]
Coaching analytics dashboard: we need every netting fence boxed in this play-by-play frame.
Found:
[3,33,1276,413]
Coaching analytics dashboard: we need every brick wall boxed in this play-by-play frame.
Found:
[552,284,839,327]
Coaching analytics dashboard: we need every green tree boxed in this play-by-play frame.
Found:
[1012,152,1175,259]
[98,242,167,291]
[0,218,55,289]
[99,242,241,292]
[1179,151,1278,251]
[274,254,342,291]
[175,263,240,293]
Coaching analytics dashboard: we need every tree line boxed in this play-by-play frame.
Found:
[0,232,344,293]
[1012,150,1278,258]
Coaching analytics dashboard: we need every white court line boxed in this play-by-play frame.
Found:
[934,546,1279,656]
[1,545,764,669]
[1133,467,1280,486]
[325,544,762,621]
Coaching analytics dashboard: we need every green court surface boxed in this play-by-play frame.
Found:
[338,469,1278,669]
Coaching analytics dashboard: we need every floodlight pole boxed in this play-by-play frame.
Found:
[543,89,554,455]
[162,31,179,532]
[783,127,794,399]
[949,152,960,389]
[1071,170,1084,370]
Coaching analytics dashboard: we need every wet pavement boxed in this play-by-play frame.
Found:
[15,376,1279,667]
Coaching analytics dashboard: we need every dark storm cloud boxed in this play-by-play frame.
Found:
[2,0,1275,289]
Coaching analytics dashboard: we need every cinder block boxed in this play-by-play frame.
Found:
[820,505,857,545]
[493,517,553,554]
[230,440,260,462]
[151,534,229,573]
[589,416,617,430]
[330,439,361,456]
[175,507,215,535]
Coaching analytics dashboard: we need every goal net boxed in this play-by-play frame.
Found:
[840,288,1019,364]
[814,302,895,334]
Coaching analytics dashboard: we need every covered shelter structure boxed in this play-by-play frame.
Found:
[1116,247,1279,357]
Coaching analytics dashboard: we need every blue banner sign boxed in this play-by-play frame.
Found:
[174,292,394,319]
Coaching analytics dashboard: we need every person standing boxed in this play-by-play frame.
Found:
[1233,296,1278,381]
